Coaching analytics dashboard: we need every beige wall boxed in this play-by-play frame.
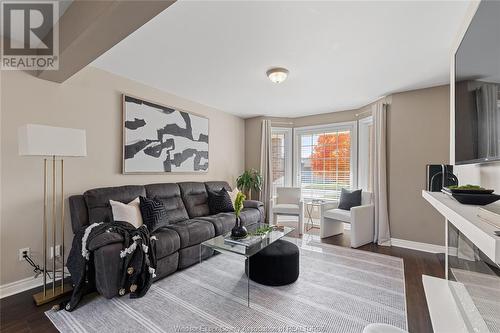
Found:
[245,86,450,246]
[0,67,245,285]
[388,85,450,245]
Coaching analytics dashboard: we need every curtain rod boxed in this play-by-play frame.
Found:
[271,121,294,125]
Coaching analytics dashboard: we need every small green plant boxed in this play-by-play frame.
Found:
[236,169,263,199]
[249,225,274,236]
[448,184,485,190]
[234,192,246,218]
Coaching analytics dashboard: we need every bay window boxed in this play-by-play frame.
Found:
[294,122,357,201]
[271,127,292,191]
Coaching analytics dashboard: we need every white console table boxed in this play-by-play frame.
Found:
[422,191,500,264]
[421,190,500,333]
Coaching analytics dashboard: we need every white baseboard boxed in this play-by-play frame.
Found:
[0,270,70,299]
[391,238,446,254]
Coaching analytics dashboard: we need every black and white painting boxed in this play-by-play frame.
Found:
[123,95,209,173]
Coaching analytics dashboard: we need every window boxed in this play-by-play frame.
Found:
[271,127,292,192]
[294,122,357,200]
[358,116,374,192]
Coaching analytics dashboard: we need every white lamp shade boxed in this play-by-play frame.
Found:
[18,124,87,157]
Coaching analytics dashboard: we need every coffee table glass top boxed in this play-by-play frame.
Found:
[202,223,294,257]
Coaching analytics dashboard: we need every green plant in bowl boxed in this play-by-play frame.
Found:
[249,225,274,237]
[448,184,485,190]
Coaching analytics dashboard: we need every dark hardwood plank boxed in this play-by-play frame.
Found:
[1,228,443,333]
[0,284,64,333]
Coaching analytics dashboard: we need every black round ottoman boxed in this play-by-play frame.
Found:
[245,239,299,286]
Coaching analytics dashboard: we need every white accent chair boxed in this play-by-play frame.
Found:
[269,187,304,235]
[320,191,374,248]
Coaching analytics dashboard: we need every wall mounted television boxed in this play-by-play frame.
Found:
[454,0,500,165]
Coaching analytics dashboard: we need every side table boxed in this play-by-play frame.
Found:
[305,199,325,231]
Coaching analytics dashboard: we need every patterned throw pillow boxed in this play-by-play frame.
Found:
[139,196,168,232]
[207,188,235,214]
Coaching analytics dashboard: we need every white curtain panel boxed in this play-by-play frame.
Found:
[259,119,273,222]
[372,103,391,245]
[475,83,499,158]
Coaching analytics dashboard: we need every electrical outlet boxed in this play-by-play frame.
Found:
[19,247,30,261]
[49,245,62,258]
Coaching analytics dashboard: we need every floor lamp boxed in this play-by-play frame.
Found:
[18,124,87,306]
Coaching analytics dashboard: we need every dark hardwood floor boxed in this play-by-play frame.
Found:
[0,228,444,333]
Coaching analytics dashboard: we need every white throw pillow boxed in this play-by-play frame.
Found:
[109,197,143,228]
[228,188,240,208]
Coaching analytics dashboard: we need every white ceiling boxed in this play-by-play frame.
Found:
[92,1,470,118]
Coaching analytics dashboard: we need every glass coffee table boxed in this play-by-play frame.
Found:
[200,223,295,307]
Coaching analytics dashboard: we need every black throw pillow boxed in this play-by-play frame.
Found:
[139,196,168,232]
[338,188,362,210]
[207,188,234,214]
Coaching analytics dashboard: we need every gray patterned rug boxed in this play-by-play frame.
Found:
[46,236,407,333]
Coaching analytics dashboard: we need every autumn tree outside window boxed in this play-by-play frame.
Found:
[295,122,357,200]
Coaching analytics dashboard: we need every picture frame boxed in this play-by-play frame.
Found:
[122,94,209,174]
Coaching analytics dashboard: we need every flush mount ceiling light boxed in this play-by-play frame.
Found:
[267,67,289,83]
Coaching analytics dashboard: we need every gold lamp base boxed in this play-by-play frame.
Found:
[33,283,73,306]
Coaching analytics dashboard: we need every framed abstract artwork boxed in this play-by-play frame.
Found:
[122,95,209,173]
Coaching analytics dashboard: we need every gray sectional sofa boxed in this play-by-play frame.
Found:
[69,181,264,298]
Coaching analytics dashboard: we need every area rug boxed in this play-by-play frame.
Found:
[451,268,500,332]
[46,237,407,333]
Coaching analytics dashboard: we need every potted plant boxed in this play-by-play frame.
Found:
[231,192,248,239]
[236,169,263,200]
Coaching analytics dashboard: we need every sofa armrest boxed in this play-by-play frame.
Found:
[299,200,305,213]
[350,204,375,248]
[243,200,265,224]
[321,201,339,213]
[88,232,124,251]
[243,200,264,209]
[93,242,123,298]
[351,204,375,220]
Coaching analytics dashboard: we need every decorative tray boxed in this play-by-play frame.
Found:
[442,189,500,206]
[442,187,494,195]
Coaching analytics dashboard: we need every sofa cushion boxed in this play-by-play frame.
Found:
[178,182,210,218]
[204,181,232,192]
[84,185,146,224]
[152,228,181,259]
[239,208,261,227]
[199,212,235,236]
[145,183,189,224]
[166,219,215,248]
[323,208,352,223]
